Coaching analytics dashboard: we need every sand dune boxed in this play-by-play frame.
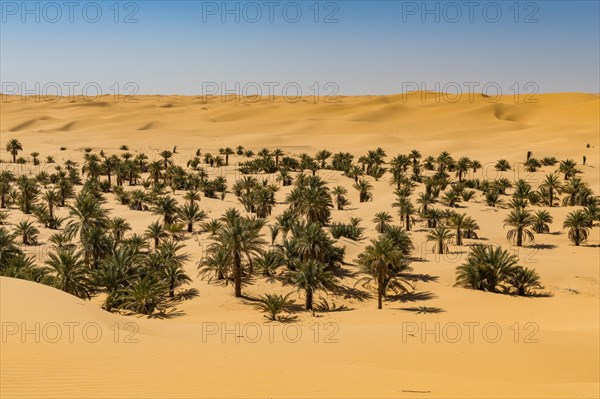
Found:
[0,92,599,398]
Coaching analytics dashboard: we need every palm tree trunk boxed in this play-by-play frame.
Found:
[306,287,313,310]
[456,229,462,246]
[1,194,4,208]
[234,252,242,297]
[549,189,553,207]
[517,229,523,247]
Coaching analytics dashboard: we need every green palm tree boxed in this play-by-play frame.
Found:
[505,266,543,296]
[214,209,266,297]
[177,202,207,232]
[0,226,22,269]
[145,220,168,248]
[16,176,39,214]
[0,171,15,208]
[532,210,553,234]
[383,225,414,256]
[332,185,349,210]
[393,197,415,231]
[5,138,23,163]
[15,219,39,245]
[503,208,535,247]
[558,159,580,180]
[65,192,109,242]
[42,189,61,220]
[223,147,234,166]
[495,159,511,171]
[162,261,192,298]
[109,217,131,245]
[372,211,393,233]
[45,250,92,299]
[198,245,230,281]
[121,275,168,315]
[563,210,592,246]
[255,293,295,321]
[152,196,179,225]
[353,179,373,203]
[448,212,478,246]
[539,173,562,207]
[286,259,336,310]
[426,226,454,254]
[356,236,413,309]
[159,150,173,169]
[93,248,138,311]
[315,149,332,169]
[455,245,519,292]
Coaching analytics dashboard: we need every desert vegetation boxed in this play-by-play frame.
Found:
[1,139,598,318]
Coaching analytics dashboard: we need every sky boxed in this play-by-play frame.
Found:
[1,0,599,96]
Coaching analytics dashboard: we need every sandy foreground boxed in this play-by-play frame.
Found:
[0,92,599,398]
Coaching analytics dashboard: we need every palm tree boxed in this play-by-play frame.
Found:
[15,219,39,245]
[145,220,168,248]
[426,226,454,254]
[152,196,179,225]
[332,185,349,210]
[109,217,131,245]
[5,138,23,163]
[0,227,22,269]
[448,212,478,246]
[393,197,415,231]
[214,209,266,297]
[455,245,519,292]
[503,208,535,247]
[255,293,295,321]
[558,159,580,180]
[184,189,201,206]
[286,259,335,310]
[505,266,543,296]
[0,171,15,208]
[315,149,332,169]
[159,150,173,169]
[198,246,230,281]
[42,189,61,220]
[93,248,138,311]
[356,236,413,309]
[372,211,393,233]
[222,147,234,165]
[65,193,109,243]
[455,157,471,181]
[177,202,207,232]
[273,148,284,166]
[353,179,373,203]
[416,192,435,213]
[121,275,168,315]
[540,173,562,207]
[45,250,92,299]
[16,176,39,214]
[495,159,511,171]
[563,210,592,246]
[532,210,553,234]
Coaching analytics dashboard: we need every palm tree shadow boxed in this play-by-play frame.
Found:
[528,243,557,250]
[391,290,437,303]
[151,308,187,319]
[403,273,439,283]
[334,285,372,302]
[401,306,445,314]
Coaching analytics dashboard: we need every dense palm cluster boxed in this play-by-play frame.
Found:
[1,139,598,318]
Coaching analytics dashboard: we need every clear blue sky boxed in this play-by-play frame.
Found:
[1,1,598,95]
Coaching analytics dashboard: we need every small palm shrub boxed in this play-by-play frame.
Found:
[255,293,295,321]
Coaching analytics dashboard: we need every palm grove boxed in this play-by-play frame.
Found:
[1,139,598,319]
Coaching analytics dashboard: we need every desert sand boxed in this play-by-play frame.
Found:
[1,92,599,398]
